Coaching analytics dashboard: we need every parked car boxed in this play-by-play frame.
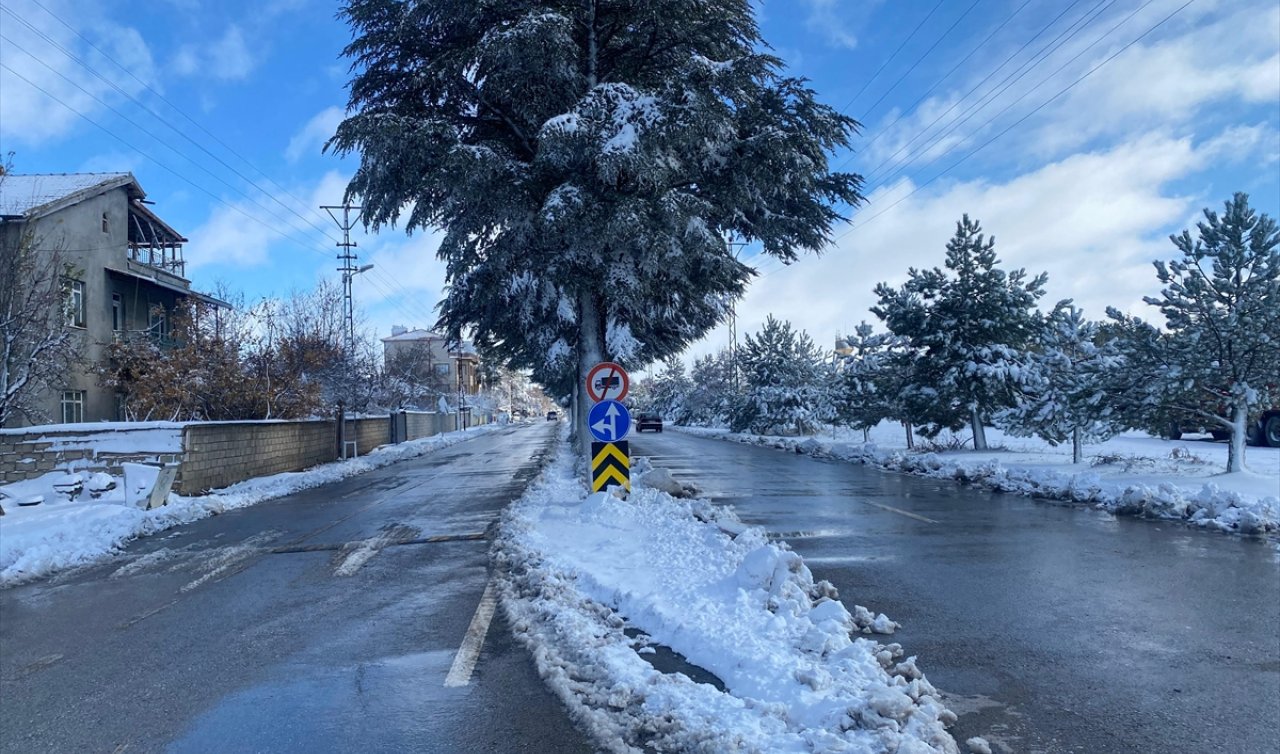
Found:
[546,410,558,421]
[635,412,663,433]
[1159,406,1280,447]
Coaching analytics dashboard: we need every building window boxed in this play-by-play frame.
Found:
[102,212,109,233]
[434,363,450,376]
[60,390,85,424]
[64,279,85,328]
[111,293,123,332]
[148,303,167,339]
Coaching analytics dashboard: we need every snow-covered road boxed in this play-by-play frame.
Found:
[630,430,1280,753]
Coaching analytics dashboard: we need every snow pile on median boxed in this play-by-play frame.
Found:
[677,426,1280,536]
[495,436,958,753]
[0,425,499,586]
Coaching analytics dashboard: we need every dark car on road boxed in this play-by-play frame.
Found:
[546,410,558,421]
[636,412,663,432]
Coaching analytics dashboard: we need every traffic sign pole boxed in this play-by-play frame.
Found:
[585,363,632,496]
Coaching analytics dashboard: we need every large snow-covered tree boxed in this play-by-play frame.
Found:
[996,304,1123,463]
[731,315,835,435]
[872,215,1047,449]
[1110,193,1279,473]
[0,228,80,426]
[329,0,863,456]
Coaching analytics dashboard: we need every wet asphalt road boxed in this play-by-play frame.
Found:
[632,430,1280,754]
[0,422,594,754]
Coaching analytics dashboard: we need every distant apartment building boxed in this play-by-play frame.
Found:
[0,172,227,426]
[381,326,481,396]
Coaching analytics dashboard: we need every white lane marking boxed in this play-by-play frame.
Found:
[862,501,938,524]
[444,580,497,687]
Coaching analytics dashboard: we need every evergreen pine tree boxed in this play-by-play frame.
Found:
[1111,193,1279,472]
[731,316,835,435]
[995,304,1123,463]
[872,215,1046,448]
[328,0,864,457]
[681,349,735,426]
[649,356,691,420]
[833,322,909,442]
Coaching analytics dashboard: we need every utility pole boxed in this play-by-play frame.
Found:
[322,203,366,358]
[726,232,745,394]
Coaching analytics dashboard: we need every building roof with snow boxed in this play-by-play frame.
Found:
[0,172,141,219]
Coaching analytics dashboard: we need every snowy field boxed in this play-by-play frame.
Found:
[495,429,965,754]
[0,425,499,585]
[676,423,1280,536]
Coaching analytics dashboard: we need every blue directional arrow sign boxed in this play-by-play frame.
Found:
[587,400,632,443]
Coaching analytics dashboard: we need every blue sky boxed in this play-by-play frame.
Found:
[2,0,1277,362]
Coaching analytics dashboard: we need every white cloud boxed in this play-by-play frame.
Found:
[285,106,345,163]
[172,25,255,81]
[799,0,868,50]
[0,0,157,146]
[687,128,1272,361]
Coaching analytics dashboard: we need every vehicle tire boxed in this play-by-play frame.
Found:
[1246,421,1262,447]
[1266,415,1280,448]
[1210,429,1230,441]
[657,427,663,433]
[1164,423,1182,441]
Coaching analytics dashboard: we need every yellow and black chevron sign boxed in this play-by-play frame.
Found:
[591,441,630,492]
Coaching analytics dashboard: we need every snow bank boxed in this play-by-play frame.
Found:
[0,426,499,586]
[494,430,958,753]
[675,425,1280,536]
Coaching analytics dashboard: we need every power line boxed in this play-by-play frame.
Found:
[757,0,1196,281]
[836,0,1036,171]
[829,0,1198,249]
[0,62,438,330]
[834,0,948,115]
[17,0,343,241]
[856,0,984,124]
[866,0,1112,186]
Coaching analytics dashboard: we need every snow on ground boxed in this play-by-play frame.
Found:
[0,425,499,586]
[495,429,959,754]
[675,423,1280,536]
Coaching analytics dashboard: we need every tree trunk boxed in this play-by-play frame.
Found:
[903,421,914,450]
[577,290,605,475]
[1072,425,1083,464]
[1226,403,1248,473]
[970,406,988,450]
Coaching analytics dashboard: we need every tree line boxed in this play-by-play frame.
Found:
[640,193,1279,473]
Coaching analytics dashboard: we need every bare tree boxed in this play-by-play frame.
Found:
[0,224,81,426]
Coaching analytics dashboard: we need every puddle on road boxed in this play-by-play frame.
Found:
[168,650,466,753]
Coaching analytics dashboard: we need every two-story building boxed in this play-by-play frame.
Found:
[0,172,227,425]
[381,326,481,397]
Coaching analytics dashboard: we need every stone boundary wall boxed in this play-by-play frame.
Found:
[178,420,336,494]
[0,426,182,484]
[0,410,485,495]
[344,417,392,457]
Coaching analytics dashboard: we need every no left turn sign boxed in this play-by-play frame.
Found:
[585,362,629,403]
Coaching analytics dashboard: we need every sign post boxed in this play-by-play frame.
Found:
[585,363,631,494]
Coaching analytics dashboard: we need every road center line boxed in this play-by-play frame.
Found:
[861,501,939,524]
[444,580,497,688]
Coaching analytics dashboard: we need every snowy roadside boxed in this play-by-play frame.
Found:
[673,424,1280,536]
[494,429,961,754]
[0,424,501,586]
